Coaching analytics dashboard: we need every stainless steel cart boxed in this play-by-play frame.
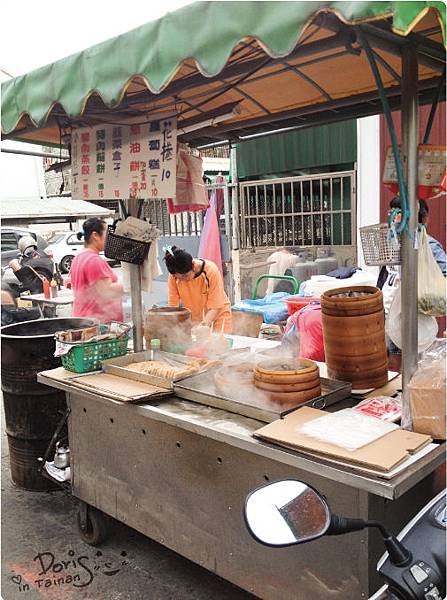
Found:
[38,372,445,600]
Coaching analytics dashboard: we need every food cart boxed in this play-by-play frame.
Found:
[2,2,445,599]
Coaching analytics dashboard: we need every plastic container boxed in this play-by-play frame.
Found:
[61,337,129,373]
[150,338,161,360]
[50,279,58,298]
[315,249,333,275]
[43,278,51,299]
[284,297,319,316]
[287,264,312,284]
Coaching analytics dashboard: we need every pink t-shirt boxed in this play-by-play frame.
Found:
[71,250,123,323]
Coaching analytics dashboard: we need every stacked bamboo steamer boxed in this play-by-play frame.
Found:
[321,286,388,389]
[254,359,321,405]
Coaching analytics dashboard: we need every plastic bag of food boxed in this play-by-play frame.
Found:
[297,408,398,451]
[296,304,324,361]
[420,337,446,364]
[417,227,446,316]
[282,314,301,353]
[408,357,446,440]
[353,395,401,422]
[386,286,438,353]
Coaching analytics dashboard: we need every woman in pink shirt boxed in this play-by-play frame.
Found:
[70,218,124,323]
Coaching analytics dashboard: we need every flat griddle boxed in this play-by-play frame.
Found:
[173,367,352,423]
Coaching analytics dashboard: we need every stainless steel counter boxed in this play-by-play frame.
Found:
[38,373,444,501]
[38,372,445,600]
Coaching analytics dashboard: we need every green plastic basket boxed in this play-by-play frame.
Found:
[61,337,129,373]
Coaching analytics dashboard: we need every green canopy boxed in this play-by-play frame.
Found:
[2,1,445,145]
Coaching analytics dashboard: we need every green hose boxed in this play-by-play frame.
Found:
[357,28,411,235]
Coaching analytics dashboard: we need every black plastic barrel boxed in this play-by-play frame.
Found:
[1,318,95,491]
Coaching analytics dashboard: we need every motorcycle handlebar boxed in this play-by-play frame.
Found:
[369,584,401,600]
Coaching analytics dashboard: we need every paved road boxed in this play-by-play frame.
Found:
[1,406,254,600]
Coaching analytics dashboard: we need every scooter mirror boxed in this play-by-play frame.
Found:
[245,480,331,547]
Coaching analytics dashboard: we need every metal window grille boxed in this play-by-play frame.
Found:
[239,170,356,249]
[143,182,230,239]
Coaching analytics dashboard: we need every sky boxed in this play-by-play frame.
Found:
[1,0,195,77]
[0,0,196,199]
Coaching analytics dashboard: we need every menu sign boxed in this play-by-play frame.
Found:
[71,116,177,200]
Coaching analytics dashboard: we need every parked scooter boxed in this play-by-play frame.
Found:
[244,480,446,600]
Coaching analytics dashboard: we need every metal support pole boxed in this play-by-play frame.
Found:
[423,66,445,144]
[230,145,240,250]
[0,147,69,160]
[230,145,242,302]
[401,44,419,429]
[125,199,144,352]
[223,185,232,247]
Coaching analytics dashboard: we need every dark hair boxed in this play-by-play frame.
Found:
[164,246,193,274]
[77,217,106,243]
[389,197,429,224]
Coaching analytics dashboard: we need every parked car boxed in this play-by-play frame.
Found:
[1,227,48,268]
[45,232,83,273]
[46,231,118,273]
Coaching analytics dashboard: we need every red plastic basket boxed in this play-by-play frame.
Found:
[284,297,319,316]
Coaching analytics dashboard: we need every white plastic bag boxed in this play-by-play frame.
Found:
[417,227,446,317]
[297,408,398,451]
[386,286,437,353]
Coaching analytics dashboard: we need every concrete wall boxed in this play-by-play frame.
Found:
[357,115,381,276]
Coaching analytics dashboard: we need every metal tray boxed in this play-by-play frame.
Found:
[101,351,217,390]
[173,368,352,423]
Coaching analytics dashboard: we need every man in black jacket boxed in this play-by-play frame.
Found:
[8,235,53,295]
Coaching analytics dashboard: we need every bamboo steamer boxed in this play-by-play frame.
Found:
[322,311,385,335]
[255,358,319,384]
[254,359,321,406]
[324,332,386,357]
[214,364,254,390]
[321,286,384,316]
[144,307,192,351]
[321,286,388,389]
[269,385,322,406]
[254,376,320,393]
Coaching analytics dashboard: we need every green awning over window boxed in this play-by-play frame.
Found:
[2,1,445,145]
[237,120,357,179]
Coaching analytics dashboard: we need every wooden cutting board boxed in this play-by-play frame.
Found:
[254,406,432,472]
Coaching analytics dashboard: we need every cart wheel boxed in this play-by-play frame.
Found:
[76,503,108,546]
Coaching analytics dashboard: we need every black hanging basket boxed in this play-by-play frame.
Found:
[104,223,151,265]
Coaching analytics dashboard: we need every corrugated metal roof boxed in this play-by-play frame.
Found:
[237,120,357,179]
[0,196,114,224]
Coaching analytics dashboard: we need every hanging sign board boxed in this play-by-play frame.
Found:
[383,144,446,200]
[72,116,177,200]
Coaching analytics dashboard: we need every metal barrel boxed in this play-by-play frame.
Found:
[1,318,95,491]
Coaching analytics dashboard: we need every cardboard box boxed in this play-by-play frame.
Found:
[409,362,446,440]
[254,406,432,472]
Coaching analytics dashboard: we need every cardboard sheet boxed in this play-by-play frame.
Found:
[254,406,432,472]
[365,375,402,399]
[40,367,170,403]
[70,373,170,402]
[40,367,81,381]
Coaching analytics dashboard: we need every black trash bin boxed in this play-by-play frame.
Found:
[1,318,95,491]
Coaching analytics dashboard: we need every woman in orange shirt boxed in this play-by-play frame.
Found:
[164,246,232,333]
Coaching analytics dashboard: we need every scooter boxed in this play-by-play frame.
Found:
[244,480,446,600]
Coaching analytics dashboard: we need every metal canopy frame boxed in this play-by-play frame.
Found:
[2,8,445,405]
[4,14,444,147]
